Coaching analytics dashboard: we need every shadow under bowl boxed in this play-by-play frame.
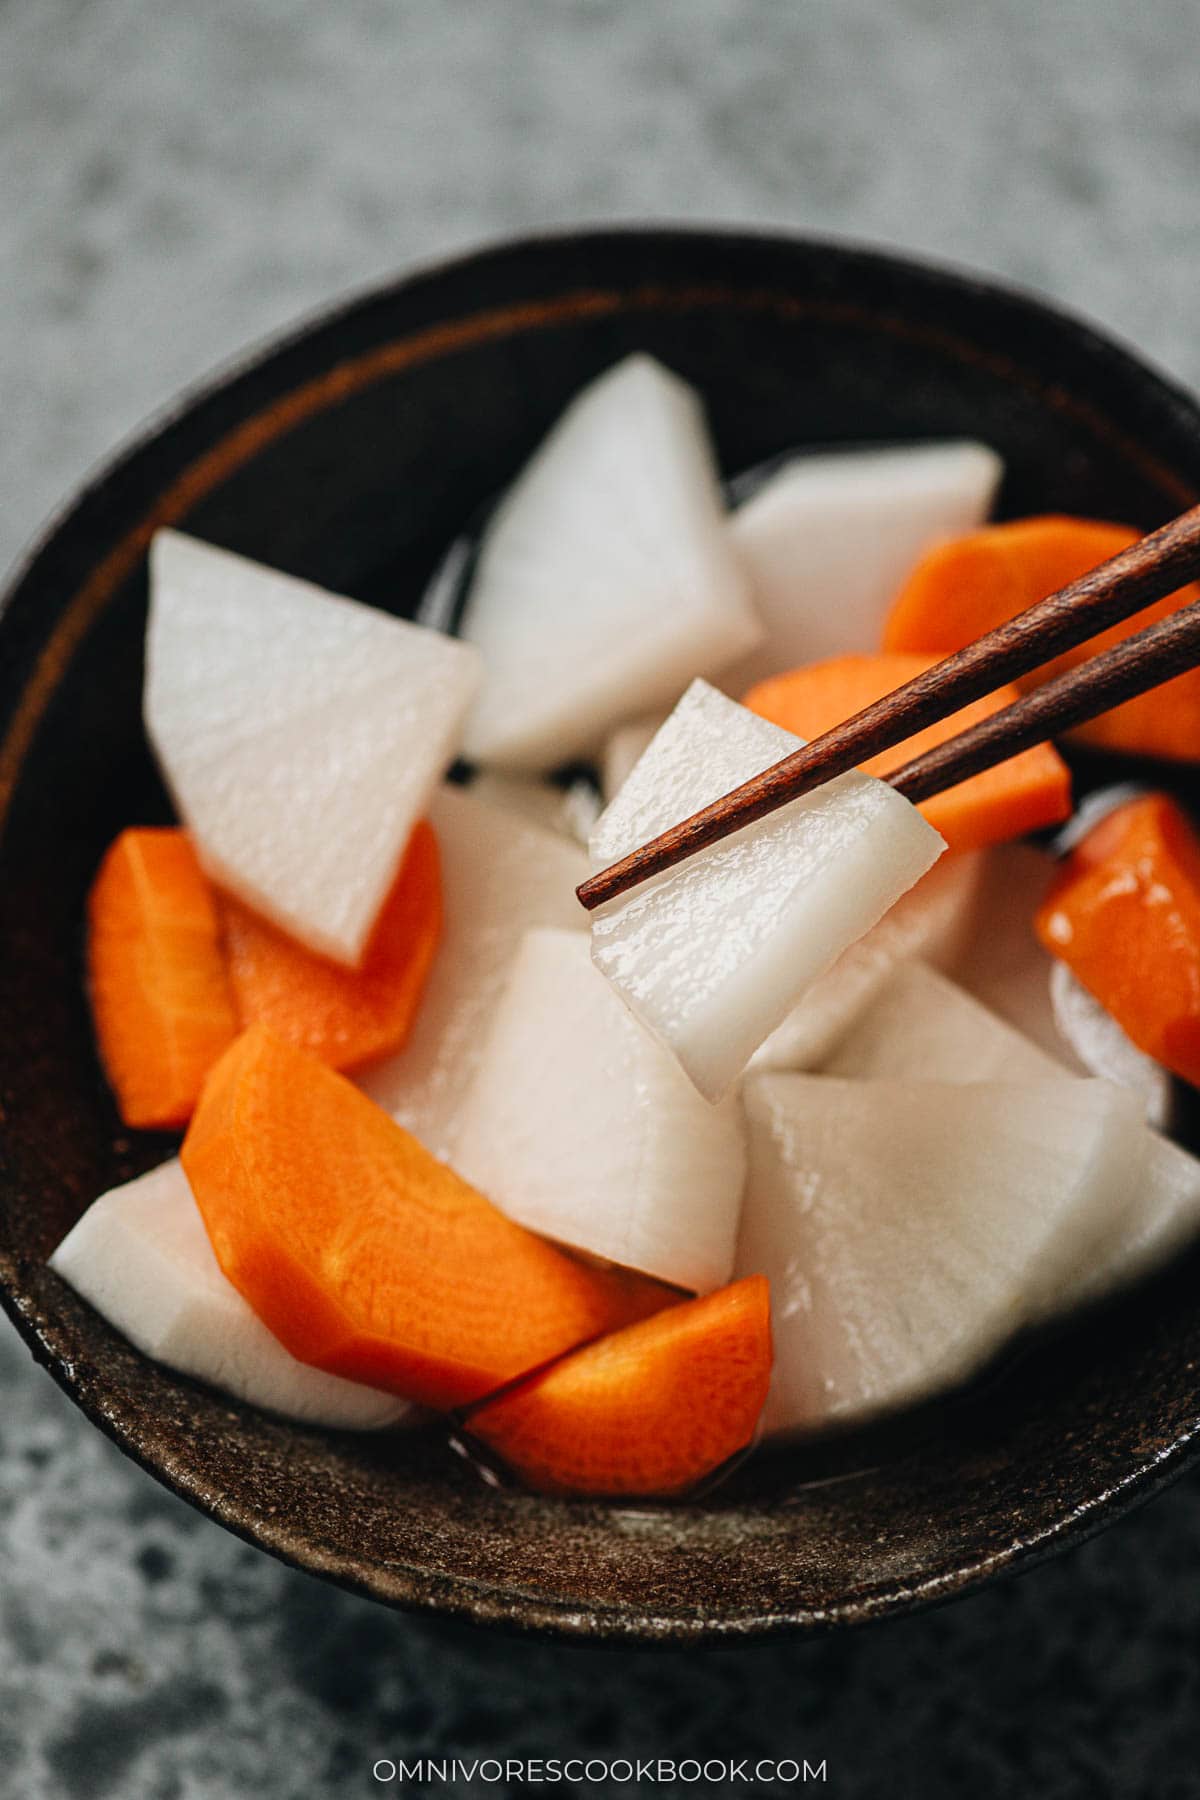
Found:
[3,227,1200,1644]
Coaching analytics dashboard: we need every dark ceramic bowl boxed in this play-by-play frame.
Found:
[4,228,1200,1645]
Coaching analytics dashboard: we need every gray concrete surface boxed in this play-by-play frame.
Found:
[4,2,1200,1795]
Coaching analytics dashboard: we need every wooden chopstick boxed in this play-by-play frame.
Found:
[883,597,1200,802]
[577,501,1200,912]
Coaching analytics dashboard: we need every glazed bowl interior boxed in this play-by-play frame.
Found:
[3,228,1200,1644]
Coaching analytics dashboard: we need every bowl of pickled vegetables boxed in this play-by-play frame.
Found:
[4,228,1200,1641]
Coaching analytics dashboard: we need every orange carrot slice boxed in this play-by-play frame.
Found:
[744,653,1071,852]
[464,1275,772,1497]
[87,828,239,1129]
[1035,794,1200,1087]
[882,515,1200,762]
[218,820,441,1072]
[181,1026,677,1408]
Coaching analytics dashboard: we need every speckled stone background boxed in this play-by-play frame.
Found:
[5,3,1200,1796]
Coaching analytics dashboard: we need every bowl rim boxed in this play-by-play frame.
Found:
[5,223,1200,1644]
[8,218,1200,609]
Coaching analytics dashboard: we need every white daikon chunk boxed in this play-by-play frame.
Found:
[145,530,482,966]
[825,959,1198,1308]
[588,681,944,1100]
[601,712,672,802]
[459,356,762,769]
[750,850,985,1072]
[947,841,1089,1072]
[468,771,598,844]
[1072,1133,1200,1306]
[950,841,1168,1124]
[50,1161,411,1430]
[454,930,745,1293]
[359,786,589,1159]
[1050,961,1173,1131]
[723,441,1002,692]
[826,959,1065,1083]
[736,1074,1144,1437]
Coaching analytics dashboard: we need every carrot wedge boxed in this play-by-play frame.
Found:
[218,820,441,1072]
[464,1276,772,1498]
[882,515,1200,762]
[1035,794,1200,1087]
[87,828,239,1129]
[744,653,1071,852]
[181,1027,676,1409]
